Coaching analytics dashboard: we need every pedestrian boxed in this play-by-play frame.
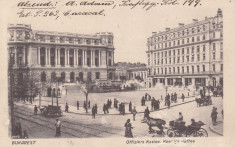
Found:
[92,106,96,119]
[132,106,137,121]
[77,101,79,110]
[95,104,98,114]
[151,99,154,110]
[110,99,112,108]
[88,100,90,109]
[122,103,125,116]
[65,103,69,112]
[55,119,61,137]
[211,107,218,124]
[174,92,177,103]
[124,119,133,138]
[83,101,86,110]
[156,99,160,110]
[167,100,171,109]
[34,105,38,115]
[144,107,150,119]
[103,104,106,114]
[181,94,185,102]
[129,101,132,112]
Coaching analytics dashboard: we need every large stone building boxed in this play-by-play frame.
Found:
[8,24,115,86]
[146,9,223,88]
[114,62,148,87]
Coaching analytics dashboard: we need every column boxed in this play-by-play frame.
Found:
[76,50,78,66]
[112,51,114,66]
[192,78,195,86]
[67,49,70,65]
[165,78,168,86]
[48,48,51,65]
[84,50,87,66]
[37,47,40,65]
[45,48,48,65]
[58,48,60,65]
[64,48,67,65]
[182,77,185,86]
[74,49,76,66]
[99,50,101,66]
[173,78,176,85]
[55,48,58,66]
[91,50,93,66]
[23,46,26,65]
[14,47,17,66]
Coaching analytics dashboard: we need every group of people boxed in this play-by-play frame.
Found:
[119,103,126,115]
[113,99,119,109]
[15,96,35,104]
[83,100,91,110]
[151,98,160,111]
[141,93,152,106]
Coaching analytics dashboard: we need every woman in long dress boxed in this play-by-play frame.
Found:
[124,119,133,138]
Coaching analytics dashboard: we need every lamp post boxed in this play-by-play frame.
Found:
[9,53,15,136]
[165,86,168,97]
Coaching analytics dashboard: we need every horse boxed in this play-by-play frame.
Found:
[144,116,166,134]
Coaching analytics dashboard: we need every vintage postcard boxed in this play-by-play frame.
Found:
[1,0,235,146]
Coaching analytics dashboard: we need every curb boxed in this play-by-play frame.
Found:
[209,123,223,136]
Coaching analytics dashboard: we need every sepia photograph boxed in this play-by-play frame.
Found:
[1,0,235,146]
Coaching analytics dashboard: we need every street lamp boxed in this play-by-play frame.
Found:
[165,86,168,97]
[9,53,15,136]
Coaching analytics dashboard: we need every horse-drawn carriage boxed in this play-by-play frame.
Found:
[40,105,63,117]
[195,95,212,107]
[167,120,208,137]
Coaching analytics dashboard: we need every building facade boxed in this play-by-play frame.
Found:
[114,62,148,87]
[8,24,115,85]
[146,9,223,88]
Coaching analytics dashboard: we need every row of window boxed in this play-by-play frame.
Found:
[151,64,223,75]
[149,32,222,50]
[151,52,223,65]
[149,23,222,43]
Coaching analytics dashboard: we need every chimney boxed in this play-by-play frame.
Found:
[152,32,157,35]
[205,17,208,20]
[192,19,198,23]
[165,28,170,31]
[178,23,184,27]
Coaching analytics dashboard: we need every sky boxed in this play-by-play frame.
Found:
[6,0,226,64]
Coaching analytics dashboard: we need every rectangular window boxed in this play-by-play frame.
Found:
[178,40,180,45]
[165,51,167,57]
[178,67,180,73]
[203,54,206,61]
[213,64,215,72]
[182,39,184,44]
[182,67,184,74]
[182,56,184,63]
[187,66,189,73]
[192,37,194,42]
[169,50,171,56]
[220,52,223,59]
[220,42,223,50]
[158,68,159,74]
[161,59,163,64]
[203,34,206,40]
[95,72,100,79]
[182,48,184,55]
[197,46,200,53]
[197,54,200,61]
[192,66,194,73]
[165,68,167,74]
[192,28,194,34]
[178,49,180,55]
[221,64,223,71]
[197,36,200,41]
[213,53,216,60]
[173,57,175,63]
[173,67,175,73]
[177,57,180,63]
[187,47,189,54]
[169,68,171,74]
[173,50,175,55]
[192,55,194,62]
[192,46,194,53]
[203,65,205,72]
[203,45,206,51]
[213,43,216,51]
[187,56,189,62]
[197,65,200,73]
[213,32,215,38]
[165,58,167,64]
[169,58,171,64]
[187,38,189,43]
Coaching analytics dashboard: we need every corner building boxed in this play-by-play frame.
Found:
[8,24,115,84]
[146,9,223,88]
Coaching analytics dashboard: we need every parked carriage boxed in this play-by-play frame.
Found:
[40,105,63,117]
[195,95,212,107]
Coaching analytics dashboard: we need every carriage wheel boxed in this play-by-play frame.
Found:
[167,128,175,137]
[186,130,199,137]
[174,128,187,137]
[197,128,208,137]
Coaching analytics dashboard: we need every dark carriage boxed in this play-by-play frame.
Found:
[195,95,212,107]
[41,105,63,117]
[167,121,208,137]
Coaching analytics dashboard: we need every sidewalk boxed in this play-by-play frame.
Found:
[209,121,223,136]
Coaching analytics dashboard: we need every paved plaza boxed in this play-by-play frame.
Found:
[13,87,223,138]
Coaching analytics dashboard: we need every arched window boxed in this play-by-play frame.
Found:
[70,72,75,83]
[51,72,56,83]
[41,72,47,82]
[61,72,65,83]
